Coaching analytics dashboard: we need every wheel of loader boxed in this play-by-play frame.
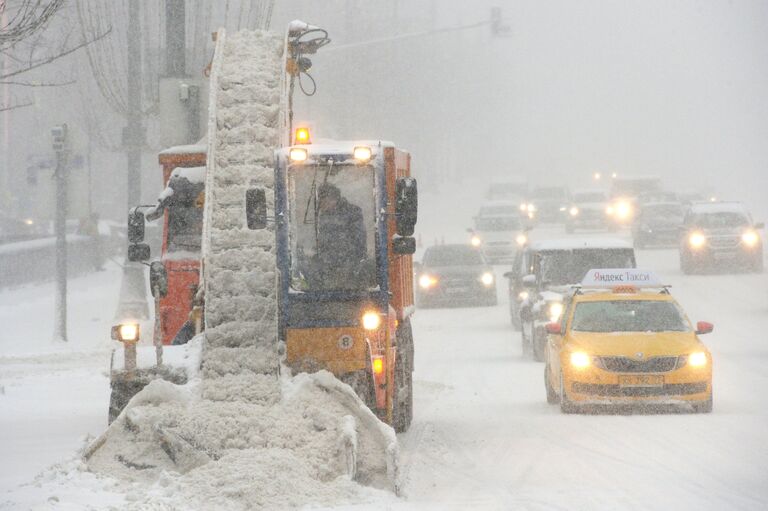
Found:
[341,370,376,411]
[108,376,147,424]
[394,320,414,433]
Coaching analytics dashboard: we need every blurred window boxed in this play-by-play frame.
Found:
[572,300,689,333]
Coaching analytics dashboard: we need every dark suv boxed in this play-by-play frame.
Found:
[632,201,685,248]
[416,244,497,308]
[679,202,763,273]
[504,239,636,361]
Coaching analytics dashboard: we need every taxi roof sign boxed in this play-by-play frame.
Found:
[580,268,666,288]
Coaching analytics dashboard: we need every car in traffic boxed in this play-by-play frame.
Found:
[416,244,497,308]
[505,238,636,360]
[525,186,570,223]
[679,201,763,273]
[469,200,529,263]
[543,268,713,414]
[565,190,613,233]
[631,201,685,248]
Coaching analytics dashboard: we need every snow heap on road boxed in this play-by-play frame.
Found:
[79,28,398,510]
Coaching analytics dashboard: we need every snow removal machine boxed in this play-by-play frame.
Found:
[108,23,418,434]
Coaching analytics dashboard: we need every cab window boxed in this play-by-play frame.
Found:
[571,300,689,333]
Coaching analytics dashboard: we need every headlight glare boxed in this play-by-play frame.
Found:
[688,351,708,367]
[518,290,529,301]
[569,206,579,217]
[515,233,527,246]
[689,232,706,249]
[570,352,591,368]
[419,274,437,289]
[470,235,482,247]
[547,302,564,323]
[742,230,759,247]
[362,311,381,331]
[480,272,494,286]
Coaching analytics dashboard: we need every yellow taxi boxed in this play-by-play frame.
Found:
[544,269,713,413]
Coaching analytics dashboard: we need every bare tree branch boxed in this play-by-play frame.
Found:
[0,26,111,81]
[0,100,34,112]
[0,78,75,87]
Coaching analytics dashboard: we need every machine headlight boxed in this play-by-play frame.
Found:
[569,206,579,217]
[480,272,494,286]
[688,351,708,367]
[470,235,482,247]
[742,230,759,247]
[362,311,381,331]
[289,148,308,162]
[112,323,140,343]
[419,274,438,289]
[688,231,707,249]
[570,352,591,369]
[547,302,564,323]
[515,233,527,246]
[353,146,372,162]
[518,290,529,301]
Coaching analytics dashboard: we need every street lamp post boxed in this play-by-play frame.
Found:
[52,124,69,342]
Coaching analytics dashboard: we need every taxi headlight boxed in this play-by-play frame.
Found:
[569,207,579,217]
[419,274,437,289]
[362,311,381,331]
[480,272,494,286]
[688,231,707,249]
[470,235,482,247]
[515,233,527,246]
[570,352,591,369]
[688,351,708,367]
[547,302,564,323]
[741,230,759,247]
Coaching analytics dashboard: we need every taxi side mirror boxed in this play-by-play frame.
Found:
[695,321,713,335]
[545,323,562,335]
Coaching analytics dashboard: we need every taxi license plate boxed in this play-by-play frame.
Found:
[619,374,664,387]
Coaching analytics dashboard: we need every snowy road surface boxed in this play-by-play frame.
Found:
[1,230,768,509]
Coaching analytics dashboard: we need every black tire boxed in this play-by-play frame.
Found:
[545,364,559,404]
[559,372,579,414]
[692,393,713,414]
[532,327,546,362]
[510,307,521,331]
[393,321,414,433]
[521,320,533,358]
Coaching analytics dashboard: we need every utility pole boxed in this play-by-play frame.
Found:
[116,0,149,321]
[52,124,69,342]
[166,0,186,77]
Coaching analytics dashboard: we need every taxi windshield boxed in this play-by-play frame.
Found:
[571,300,690,333]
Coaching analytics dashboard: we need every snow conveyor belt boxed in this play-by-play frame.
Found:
[82,28,399,510]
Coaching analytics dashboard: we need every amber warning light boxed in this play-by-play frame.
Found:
[294,127,311,144]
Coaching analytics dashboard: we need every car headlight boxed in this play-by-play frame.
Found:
[527,203,537,213]
[570,351,591,368]
[470,235,482,247]
[605,205,615,216]
[615,200,632,220]
[480,272,494,286]
[742,230,759,247]
[362,311,381,331]
[419,274,437,289]
[518,290,529,301]
[689,231,706,249]
[515,233,527,246]
[547,302,564,323]
[519,202,528,212]
[569,206,579,217]
[688,351,708,367]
